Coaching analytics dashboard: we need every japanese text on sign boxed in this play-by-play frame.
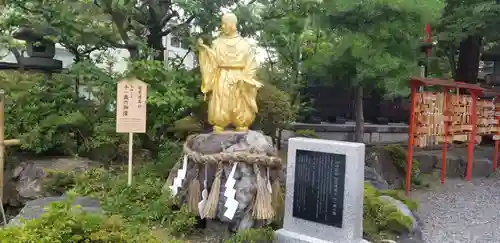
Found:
[116,79,148,133]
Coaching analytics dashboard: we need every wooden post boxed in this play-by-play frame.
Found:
[441,87,449,184]
[0,89,6,225]
[406,81,418,195]
[466,91,479,182]
[128,133,133,186]
[0,89,4,200]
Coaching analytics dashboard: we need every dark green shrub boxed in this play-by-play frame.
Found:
[43,170,77,195]
[294,129,319,138]
[254,84,295,142]
[69,162,197,236]
[0,194,160,243]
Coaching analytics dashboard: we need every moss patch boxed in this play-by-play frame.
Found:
[383,144,422,187]
[363,183,415,243]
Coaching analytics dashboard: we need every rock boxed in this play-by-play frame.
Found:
[413,148,494,178]
[171,130,281,233]
[364,166,389,190]
[365,149,405,189]
[379,196,423,242]
[8,196,101,226]
[3,157,98,207]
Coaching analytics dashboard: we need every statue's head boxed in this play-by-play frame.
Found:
[221,12,238,36]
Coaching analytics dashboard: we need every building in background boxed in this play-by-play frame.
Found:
[163,33,197,69]
[0,33,195,73]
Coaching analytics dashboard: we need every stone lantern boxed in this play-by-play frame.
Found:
[11,27,62,72]
[480,48,500,85]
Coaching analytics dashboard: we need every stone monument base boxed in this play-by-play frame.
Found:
[275,229,371,243]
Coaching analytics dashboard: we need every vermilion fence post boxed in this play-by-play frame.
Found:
[441,88,449,184]
[406,81,418,195]
[466,91,479,182]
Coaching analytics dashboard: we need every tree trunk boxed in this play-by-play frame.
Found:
[455,35,482,83]
[147,31,164,61]
[354,86,364,142]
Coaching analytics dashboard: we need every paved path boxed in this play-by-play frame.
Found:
[413,174,500,243]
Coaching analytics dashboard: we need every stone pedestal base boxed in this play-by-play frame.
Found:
[275,229,370,243]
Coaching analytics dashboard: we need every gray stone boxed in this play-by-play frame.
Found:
[276,137,366,243]
[365,149,404,189]
[8,196,101,226]
[169,130,280,232]
[364,166,389,190]
[4,157,96,207]
[379,196,418,232]
[414,148,494,178]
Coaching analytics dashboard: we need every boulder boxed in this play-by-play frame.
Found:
[413,147,494,178]
[379,196,423,242]
[365,149,405,189]
[166,130,282,233]
[8,196,101,226]
[364,166,389,190]
[3,157,98,207]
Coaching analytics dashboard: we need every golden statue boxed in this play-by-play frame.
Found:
[197,12,263,133]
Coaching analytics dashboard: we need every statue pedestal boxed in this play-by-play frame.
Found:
[164,130,283,232]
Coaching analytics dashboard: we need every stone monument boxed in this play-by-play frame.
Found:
[163,12,283,232]
[275,137,368,243]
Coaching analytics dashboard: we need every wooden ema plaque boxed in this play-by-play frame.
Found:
[414,92,445,148]
[412,92,498,148]
[413,92,500,148]
[477,100,497,135]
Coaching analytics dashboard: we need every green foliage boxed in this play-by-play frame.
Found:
[380,189,419,212]
[40,143,196,237]
[383,144,422,187]
[43,170,77,196]
[254,84,295,138]
[319,0,443,95]
[225,228,275,243]
[0,194,161,243]
[127,60,200,143]
[69,165,197,236]
[0,70,123,157]
[294,129,319,138]
[363,183,415,243]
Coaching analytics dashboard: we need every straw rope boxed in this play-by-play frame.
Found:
[183,136,282,168]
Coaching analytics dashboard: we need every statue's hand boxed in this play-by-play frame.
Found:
[197,38,204,46]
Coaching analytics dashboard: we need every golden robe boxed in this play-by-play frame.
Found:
[198,36,262,129]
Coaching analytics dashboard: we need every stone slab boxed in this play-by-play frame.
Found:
[275,229,371,243]
[276,137,365,243]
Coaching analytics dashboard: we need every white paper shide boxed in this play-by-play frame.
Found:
[223,162,239,220]
[170,155,188,196]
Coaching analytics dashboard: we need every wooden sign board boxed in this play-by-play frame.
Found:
[116,78,147,133]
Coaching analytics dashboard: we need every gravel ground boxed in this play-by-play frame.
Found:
[412,173,500,243]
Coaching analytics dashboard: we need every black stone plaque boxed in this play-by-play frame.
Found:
[292,149,346,228]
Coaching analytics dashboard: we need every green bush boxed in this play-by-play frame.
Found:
[1,59,201,161]
[0,194,160,243]
[294,129,319,138]
[363,183,415,243]
[43,170,77,196]
[1,67,126,160]
[226,228,275,243]
[254,83,295,141]
[68,165,197,236]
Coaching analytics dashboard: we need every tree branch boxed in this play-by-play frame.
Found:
[173,48,192,70]
[160,11,179,28]
[160,15,195,36]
